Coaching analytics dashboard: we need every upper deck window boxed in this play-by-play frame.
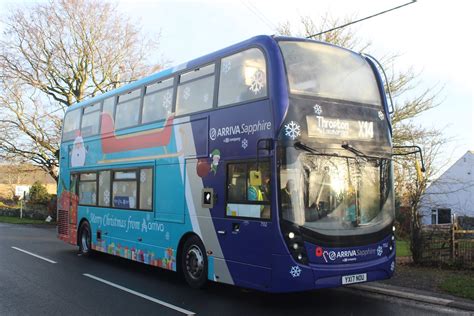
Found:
[180,64,215,83]
[142,78,174,124]
[81,103,101,137]
[63,108,81,141]
[176,64,215,116]
[115,89,142,129]
[218,48,267,106]
[102,97,116,119]
[279,41,381,106]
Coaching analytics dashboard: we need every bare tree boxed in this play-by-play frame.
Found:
[0,0,163,181]
[276,15,445,261]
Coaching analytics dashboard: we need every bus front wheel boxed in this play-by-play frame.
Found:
[78,221,92,256]
[181,235,207,289]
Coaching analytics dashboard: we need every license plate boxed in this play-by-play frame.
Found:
[342,273,367,285]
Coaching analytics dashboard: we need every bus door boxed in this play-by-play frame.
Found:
[216,160,273,289]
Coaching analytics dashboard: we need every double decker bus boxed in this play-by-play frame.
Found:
[58,35,398,292]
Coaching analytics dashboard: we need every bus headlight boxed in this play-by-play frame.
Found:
[281,221,308,265]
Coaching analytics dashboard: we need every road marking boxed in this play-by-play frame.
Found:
[83,273,195,315]
[11,246,57,264]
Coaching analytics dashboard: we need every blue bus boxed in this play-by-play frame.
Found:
[58,35,397,292]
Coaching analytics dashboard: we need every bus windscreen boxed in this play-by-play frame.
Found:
[279,41,382,107]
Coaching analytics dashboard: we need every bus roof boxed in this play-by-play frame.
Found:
[67,34,282,113]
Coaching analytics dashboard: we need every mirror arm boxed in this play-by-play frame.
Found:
[392,145,426,172]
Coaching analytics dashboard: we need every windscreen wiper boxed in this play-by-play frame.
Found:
[341,143,388,160]
[294,141,321,155]
[295,142,344,158]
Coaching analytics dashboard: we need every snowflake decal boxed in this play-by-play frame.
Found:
[377,245,383,256]
[113,183,118,194]
[162,91,172,110]
[147,197,152,207]
[99,173,104,186]
[378,111,385,120]
[289,266,302,278]
[222,60,232,74]
[140,169,147,183]
[129,197,136,208]
[390,261,395,272]
[203,93,209,103]
[313,104,323,115]
[103,190,110,205]
[92,193,96,203]
[249,69,265,94]
[284,121,301,140]
[183,87,191,100]
[241,138,248,149]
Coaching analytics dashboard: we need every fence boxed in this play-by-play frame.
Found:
[419,223,474,269]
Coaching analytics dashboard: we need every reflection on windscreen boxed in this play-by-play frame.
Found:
[279,41,381,106]
[280,153,393,236]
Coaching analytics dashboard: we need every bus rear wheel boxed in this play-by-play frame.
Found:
[78,221,92,256]
[181,236,207,289]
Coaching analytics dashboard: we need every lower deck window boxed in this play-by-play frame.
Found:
[226,161,271,219]
[78,173,97,205]
[112,171,137,209]
[76,167,153,211]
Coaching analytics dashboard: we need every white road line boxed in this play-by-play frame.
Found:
[83,273,196,315]
[11,246,57,264]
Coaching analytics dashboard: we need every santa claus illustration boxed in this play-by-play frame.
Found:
[71,133,87,167]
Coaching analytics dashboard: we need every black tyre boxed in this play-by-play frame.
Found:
[78,221,92,256]
[181,235,208,289]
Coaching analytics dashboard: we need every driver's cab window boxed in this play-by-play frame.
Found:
[226,161,270,219]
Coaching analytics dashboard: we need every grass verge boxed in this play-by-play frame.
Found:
[396,239,411,257]
[0,215,54,225]
[439,275,474,300]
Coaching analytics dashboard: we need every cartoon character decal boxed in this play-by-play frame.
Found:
[210,149,221,175]
[71,134,87,167]
[196,149,221,177]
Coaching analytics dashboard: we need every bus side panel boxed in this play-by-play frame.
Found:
[182,158,235,285]
[175,119,236,285]
[199,100,275,289]
[154,162,185,223]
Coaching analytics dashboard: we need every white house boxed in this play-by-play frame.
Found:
[420,151,474,225]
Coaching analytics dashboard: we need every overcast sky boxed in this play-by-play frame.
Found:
[2,0,473,171]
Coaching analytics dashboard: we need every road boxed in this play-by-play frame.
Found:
[0,223,468,315]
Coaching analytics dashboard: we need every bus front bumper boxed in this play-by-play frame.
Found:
[269,251,395,293]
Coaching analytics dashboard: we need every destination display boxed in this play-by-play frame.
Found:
[306,115,375,141]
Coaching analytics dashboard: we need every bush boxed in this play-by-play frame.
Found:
[28,181,51,205]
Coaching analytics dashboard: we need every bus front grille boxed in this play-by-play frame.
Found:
[57,209,68,236]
